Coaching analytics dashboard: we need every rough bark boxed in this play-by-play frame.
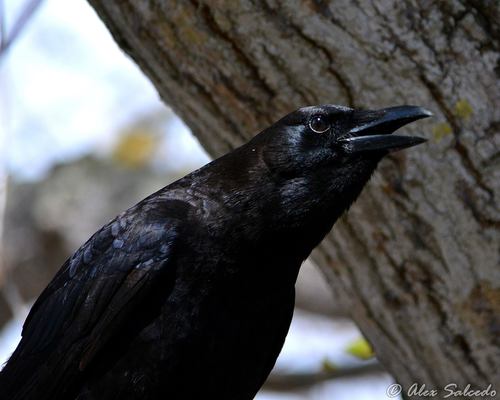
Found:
[88,0,500,393]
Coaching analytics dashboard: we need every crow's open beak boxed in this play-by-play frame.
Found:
[340,106,432,154]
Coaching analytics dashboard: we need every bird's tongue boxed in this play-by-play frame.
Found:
[340,105,432,154]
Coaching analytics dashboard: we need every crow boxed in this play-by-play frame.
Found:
[0,104,431,400]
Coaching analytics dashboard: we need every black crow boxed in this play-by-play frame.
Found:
[0,104,431,399]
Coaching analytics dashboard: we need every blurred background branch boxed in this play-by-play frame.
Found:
[0,0,43,61]
[264,361,384,391]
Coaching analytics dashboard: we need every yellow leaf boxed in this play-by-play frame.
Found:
[113,131,157,168]
[346,337,374,360]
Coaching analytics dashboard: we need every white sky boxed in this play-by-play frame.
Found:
[1,0,209,180]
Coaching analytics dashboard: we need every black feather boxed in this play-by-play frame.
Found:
[0,104,429,400]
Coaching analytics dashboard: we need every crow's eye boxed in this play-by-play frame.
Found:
[309,115,330,133]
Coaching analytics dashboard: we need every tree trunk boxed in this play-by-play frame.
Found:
[88,0,500,393]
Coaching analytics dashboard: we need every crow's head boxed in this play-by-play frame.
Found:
[259,104,431,179]
[200,104,431,251]
[246,104,432,233]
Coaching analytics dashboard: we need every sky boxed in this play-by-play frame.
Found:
[1,0,209,180]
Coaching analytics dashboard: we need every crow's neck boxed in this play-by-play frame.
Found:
[191,150,379,261]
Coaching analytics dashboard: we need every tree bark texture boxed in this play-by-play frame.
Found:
[88,0,500,393]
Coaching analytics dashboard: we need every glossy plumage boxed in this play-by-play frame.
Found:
[0,104,430,399]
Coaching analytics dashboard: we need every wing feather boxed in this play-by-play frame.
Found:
[0,199,186,400]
